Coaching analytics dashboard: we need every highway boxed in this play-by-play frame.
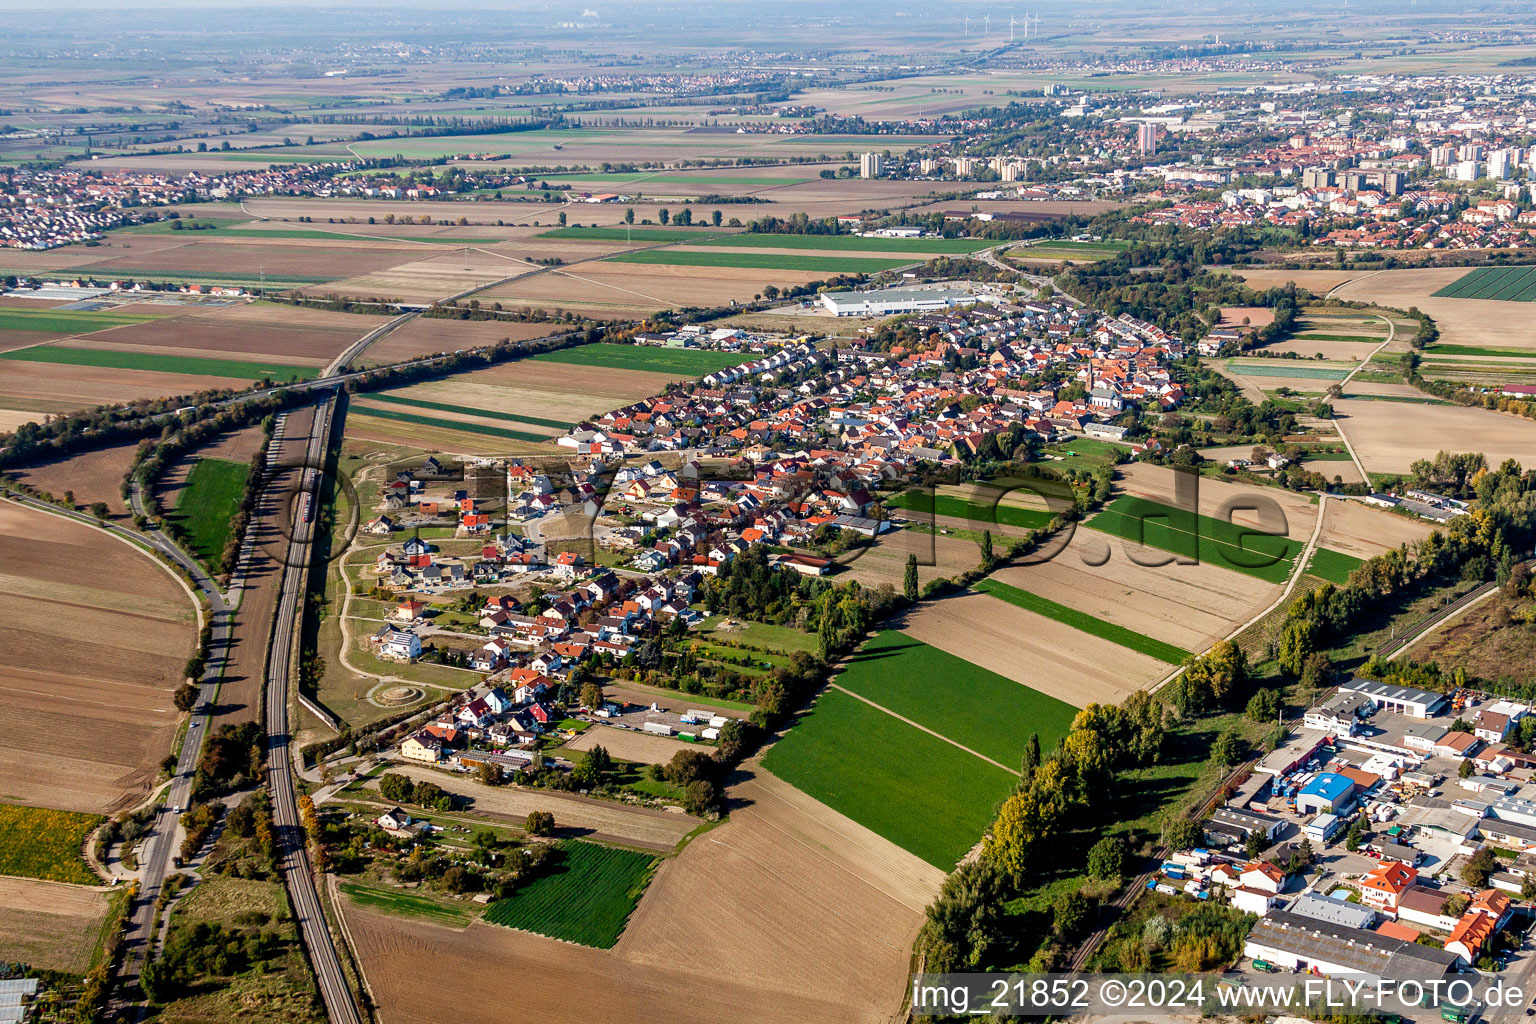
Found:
[261,391,363,1024]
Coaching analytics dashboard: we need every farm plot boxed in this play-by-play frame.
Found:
[0,500,196,815]
[0,876,112,973]
[700,233,995,255]
[1086,495,1301,584]
[0,306,164,334]
[1261,338,1380,361]
[1317,496,1432,561]
[830,629,1079,763]
[1332,268,1536,355]
[6,439,142,519]
[360,764,698,851]
[899,591,1171,708]
[345,765,941,1024]
[1432,265,1536,301]
[1224,358,1353,381]
[345,356,682,453]
[480,261,826,319]
[606,248,913,274]
[63,304,370,366]
[837,527,986,591]
[538,226,727,243]
[531,342,754,375]
[482,840,656,948]
[987,530,1276,656]
[61,237,412,286]
[763,682,1016,870]
[974,579,1191,664]
[1334,397,1536,474]
[886,486,1055,532]
[162,458,251,570]
[304,248,532,304]
[1304,547,1365,585]
[563,726,700,765]
[0,344,318,381]
[0,803,102,885]
[356,318,557,367]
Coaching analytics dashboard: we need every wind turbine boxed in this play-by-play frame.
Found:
[984,13,991,36]
[1010,15,1016,42]
[964,13,969,36]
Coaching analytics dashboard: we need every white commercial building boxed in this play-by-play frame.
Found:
[819,288,971,317]
[860,152,884,179]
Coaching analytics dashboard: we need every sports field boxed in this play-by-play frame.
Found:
[1085,494,1301,584]
[699,233,996,254]
[165,457,250,569]
[1304,546,1365,585]
[1432,265,1536,301]
[606,249,913,274]
[0,344,318,380]
[0,803,103,885]
[887,489,1055,530]
[481,840,656,948]
[531,342,754,375]
[762,685,1018,870]
[975,579,1192,665]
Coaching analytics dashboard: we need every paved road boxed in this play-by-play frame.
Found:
[262,391,363,1024]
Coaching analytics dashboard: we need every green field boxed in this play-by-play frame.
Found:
[339,880,474,925]
[1293,333,1383,343]
[1225,360,1351,381]
[366,391,575,430]
[166,457,251,569]
[0,307,162,333]
[606,249,913,274]
[1305,546,1365,585]
[538,226,725,243]
[975,580,1192,665]
[830,630,1079,764]
[762,686,1016,870]
[1,268,337,287]
[1085,495,1301,584]
[887,489,1055,530]
[1013,239,1130,260]
[481,840,656,948]
[348,402,552,443]
[1432,265,1536,302]
[1426,343,1536,359]
[531,342,754,375]
[544,172,812,186]
[700,233,996,254]
[1301,450,1355,462]
[0,345,319,380]
[0,803,103,885]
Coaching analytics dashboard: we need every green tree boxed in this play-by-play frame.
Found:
[1463,847,1497,888]
[1162,817,1203,851]
[624,207,634,224]
[904,553,919,602]
[557,210,567,226]
[981,529,994,568]
[1087,836,1127,880]
[1245,688,1280,723]
[1053,890,1091,940]
[1020,732,1041,783]
[173,682,199,713]
[525,810,555,836]
[1459,758,1475,779]
[1210,731,1242,768]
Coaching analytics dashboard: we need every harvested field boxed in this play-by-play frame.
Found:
[1343,380,1435,399]
[533,342,752,375]
[1333,397,1536,474]
[0,359,256,418]
[0,500,195,814]
[0,876,111,973]
[988,530,1277,656]
[67,238,408,282]
[1317,497,1432,561]
[563,726,700,766]
[1261,338,1378,361]
[356,318,555,367]
[306,249,533,304]
[6,441,139,520]
[480,261,825,319]
[346,776,935,1024]
[71,310,357,365]
[1332,267,1536,354]
[363,764,698,851]
[1232,267,1372,294]
[1116,462,1320,542]
[840,528,983,590]
[901,590,1168,707]
[1218,306,1275,330]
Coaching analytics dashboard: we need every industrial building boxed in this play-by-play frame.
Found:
[819,287,971,317]
[1337,678,1449,719]
[1244,909,1460,982]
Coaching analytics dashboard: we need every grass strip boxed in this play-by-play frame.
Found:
[348,402,552,443]
[531,341,753,375]
[975,579,1192,665]
[0,345,318,380]
[367,391,574,430]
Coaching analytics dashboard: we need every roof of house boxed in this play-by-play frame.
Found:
[1375,921,1422,942]
[1447,910,1496,954]
[1288,892,1377,930]
[1360,860,1417,895]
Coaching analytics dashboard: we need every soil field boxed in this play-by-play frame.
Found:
[0,875,111,973]
[1116,462,1321,542]
[839,527,985,591]
[1261,338,1378,361]
[987,528,1277,655]
[154,425,265,512]
[0,500,195,814]
[1232,267,1372,295]
[363,764,698,851]
[563,725,702,765]
[59,237,413,282]
[0,358,287,423]
[356,318,556,367]
[1332,267,1536,354]
[1317,497,1432,561]
[1218,306,1275,330]
[1333,397,1536,474]
[346,766,938,1024]
[900,590,1169,707]
[479,261,826,319]
[302,248,533,304]
[6,440,140,519]
[70,310,358,365]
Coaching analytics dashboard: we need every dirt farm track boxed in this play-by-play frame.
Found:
[0,500,196,814]
[344,764,942,1024]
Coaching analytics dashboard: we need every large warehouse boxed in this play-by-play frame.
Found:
[1245,909,1460,982]
[819,287,972,316]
